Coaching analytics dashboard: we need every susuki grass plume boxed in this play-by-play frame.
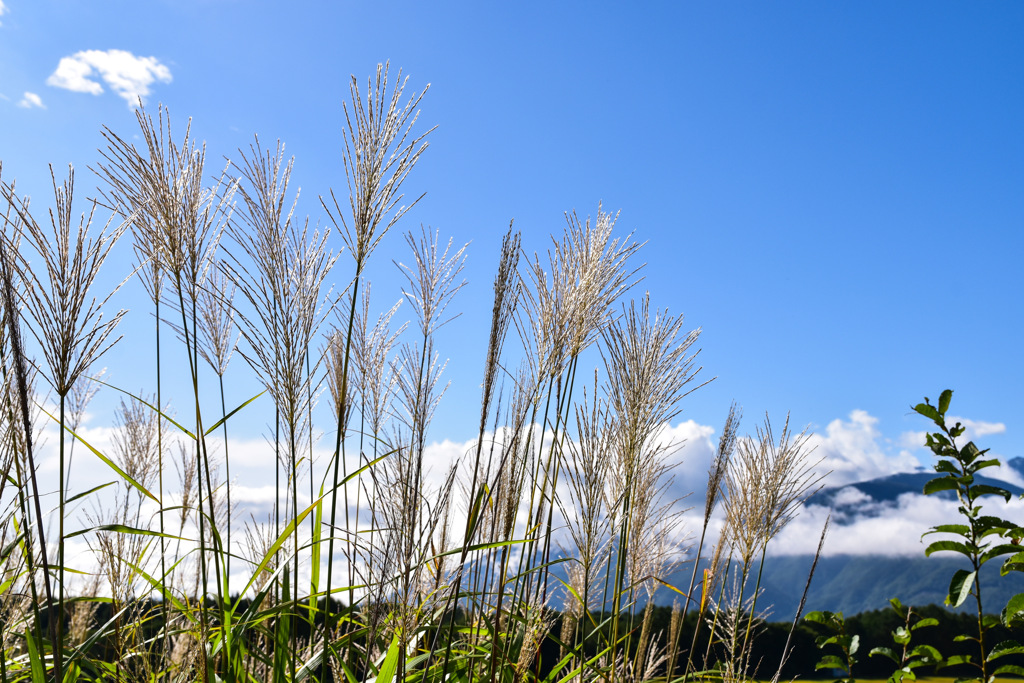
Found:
[1,165,130,682]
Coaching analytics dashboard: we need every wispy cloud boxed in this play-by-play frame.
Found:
[17,91,44,109]
[0,1,7,27]
[47,49,172,106]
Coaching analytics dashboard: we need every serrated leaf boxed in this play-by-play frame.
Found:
[980,544,1020,565]
[909,644,942,662]
[816,655,846,670]
[938,653,972,669]
[911,617,939,630]
[1002,552,1024,576]
[1003,593,1024,626]
[926,524,971,536]
[923,478,959,496]
[987,640,1024,661]
[914,402,942,423]
[970,484,1012,502]
[993,664,1024,677]
[925,539,973,558]
[869,646,898,663]
[947,569,976,608]
[938,389,952,415]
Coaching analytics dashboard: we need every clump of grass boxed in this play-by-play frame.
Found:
[0,64,840,683]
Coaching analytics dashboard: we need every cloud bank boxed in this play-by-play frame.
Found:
[47,49,172,106]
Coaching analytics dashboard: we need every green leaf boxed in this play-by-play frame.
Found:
[993,664,1024,677]
[923,478,959,496]
[1003,593,1024,627]
[204,391,265,435]
[40,405,159,502]
[375,634,401,683]
[947,568,976,608]
[938,389,952,415]
[970,484,1012,503]
[914,401,942,424]
[911,617,939,630]
[25,630,46,683]
[926,524,971,536]
[960,441,982,464]
[1002,551,1024,575]
[925,539,973,558]
[65,523,187,541]
[980,544,1021,565]
[987,640,1024,661]
[938,654,972,669]
[65,481,116,505]
[870,646,899,663]
[893,626,911,646]
[908,644,942,662]
[816,655,847,670]
[90,377,196,438]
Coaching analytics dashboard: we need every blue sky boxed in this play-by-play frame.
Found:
[2,1,1023,515]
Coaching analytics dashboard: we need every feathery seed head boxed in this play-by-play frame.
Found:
[323,62,432,272]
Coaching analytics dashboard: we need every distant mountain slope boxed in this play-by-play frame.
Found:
[652,459,1024,616]
[651,554,1024,617]
[804,457,1024,524]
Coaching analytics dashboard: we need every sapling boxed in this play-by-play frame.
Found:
[914,389,1023,683]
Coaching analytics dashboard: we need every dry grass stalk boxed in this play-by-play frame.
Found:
[225,140,337,436]
[322,61,433,273]
[1,166,128,397]
[97,104,235,303]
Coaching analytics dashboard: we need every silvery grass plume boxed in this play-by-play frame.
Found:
[392,226,466,451]
[559,376,613,618]
[600,293,707,683]
[1,165,130,681]
[350,284,405,439]
[317,64,430,681]
[224,139,337,680]
[97,105,235,305]
[322,62,433,275]
[422,227,521,681]
[517,205,643,384]
[195,269,239,378]
[720,414,824,681]
[345,287,404,608]
[224,139,337,439]
[0,166,129,398]
[723,414,823,567]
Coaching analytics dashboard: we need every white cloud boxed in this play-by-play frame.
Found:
[47,49,172,106]
[807,409,921,486]
[771,493,1024,557]
[0,1,7,27]
[17,91,44,109]
[950,416,1006,439]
